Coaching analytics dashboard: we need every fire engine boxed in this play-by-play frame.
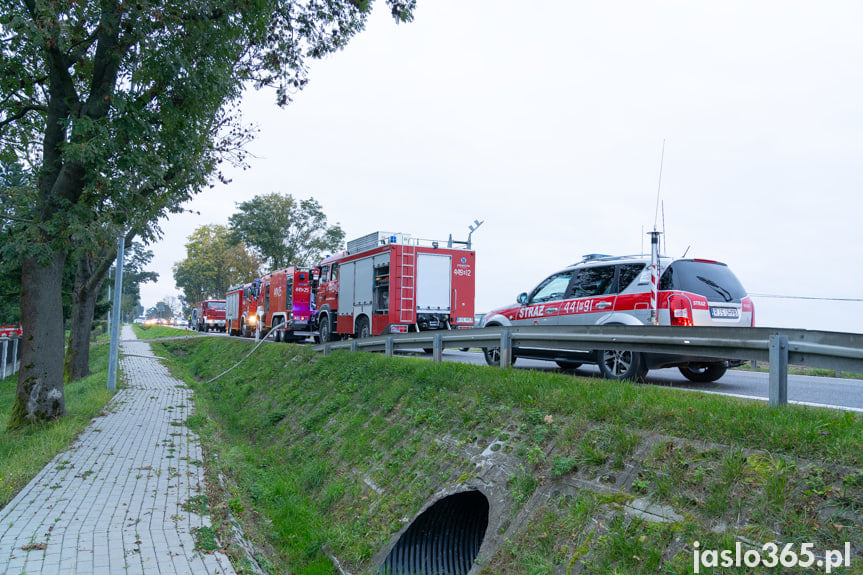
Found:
[314,232,476,341]
[226,281,261,337]
[0,325,23,338]
[256,267,315,342]
[192,299,226,332]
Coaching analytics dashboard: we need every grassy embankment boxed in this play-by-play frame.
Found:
[131,323,197,339]
[152,335,863,575]
[0,343,115,508]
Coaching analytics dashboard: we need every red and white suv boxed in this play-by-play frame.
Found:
[481,254,754,382]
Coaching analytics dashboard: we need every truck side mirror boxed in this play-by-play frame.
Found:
[517,292,529,305]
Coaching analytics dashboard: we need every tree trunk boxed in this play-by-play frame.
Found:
[65,252,106,381]
[65,236,130,382]
[8,253,67,429]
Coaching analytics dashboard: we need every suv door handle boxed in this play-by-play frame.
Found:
[596,302,612,309]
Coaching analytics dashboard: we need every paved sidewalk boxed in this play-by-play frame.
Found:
[0,326,236,574]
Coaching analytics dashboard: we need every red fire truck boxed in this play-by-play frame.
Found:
[0,325,23,338]
[256,267,315,342]
[226,281,261,337]
[314,232,476,341]
[192,299,226,332]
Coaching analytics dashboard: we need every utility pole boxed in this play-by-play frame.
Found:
[107,238,125,391]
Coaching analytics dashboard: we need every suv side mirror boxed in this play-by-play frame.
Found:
[517,292,529,305]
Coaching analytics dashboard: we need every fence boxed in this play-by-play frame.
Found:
[313,325,863,409]
[1,337,22,379]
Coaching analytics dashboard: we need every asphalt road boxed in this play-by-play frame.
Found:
[426,349,863,413]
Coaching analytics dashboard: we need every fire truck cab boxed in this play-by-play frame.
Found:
[256,267,315,342]
[192,299,226,332]
[226,280,261,337]
[314,232,476,342]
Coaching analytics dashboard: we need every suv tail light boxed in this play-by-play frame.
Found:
[669,295,693,326]
[742,296,755,327]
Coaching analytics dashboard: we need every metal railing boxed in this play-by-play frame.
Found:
[1,337,22,379]
[313,325,863,409]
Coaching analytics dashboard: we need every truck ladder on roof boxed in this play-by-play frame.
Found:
[399,244,416,323]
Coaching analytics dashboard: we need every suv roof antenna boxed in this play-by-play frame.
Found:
[648,139,666,326]
[654,139,665,232]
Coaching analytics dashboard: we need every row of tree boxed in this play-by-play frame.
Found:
[1,0,415,429]
[173,193,345,307]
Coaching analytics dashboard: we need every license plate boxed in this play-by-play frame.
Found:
[710,306,739,319]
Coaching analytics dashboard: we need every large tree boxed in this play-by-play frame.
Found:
[0,0,415,428]
[229,193,345,269]
[173,224,263,306]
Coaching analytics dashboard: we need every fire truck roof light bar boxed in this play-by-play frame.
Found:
[347,231,476,255]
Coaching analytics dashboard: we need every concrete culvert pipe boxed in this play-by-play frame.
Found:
[380,490,490,575]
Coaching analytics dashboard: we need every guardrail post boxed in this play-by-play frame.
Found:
[11,338,18,375]
[500,329,512,369]
[386,336,394,358]
[769,334,788,408]
[351,339,358,353]
[433,333,443,363]
[1,339,7,379]
[323,342,330,356]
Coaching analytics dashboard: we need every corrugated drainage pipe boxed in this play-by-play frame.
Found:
[379,490,489,575]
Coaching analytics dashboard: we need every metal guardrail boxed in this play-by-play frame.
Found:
[312,325,863,409]
[1,337,22,379]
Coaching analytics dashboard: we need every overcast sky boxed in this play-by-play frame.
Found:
[141,0,863,334]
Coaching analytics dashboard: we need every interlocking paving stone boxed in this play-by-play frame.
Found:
[0,326,235,574]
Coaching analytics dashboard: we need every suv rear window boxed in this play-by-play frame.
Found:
[659,260,747,303]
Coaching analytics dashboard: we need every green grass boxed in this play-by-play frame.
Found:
[152,337,863,574]
[736,362,863,380]
[132,324,196,339]
[0,343,115,508]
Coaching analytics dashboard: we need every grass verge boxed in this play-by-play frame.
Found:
[131,323,198,339]
[0,343,115,508]
[154,336,863,574]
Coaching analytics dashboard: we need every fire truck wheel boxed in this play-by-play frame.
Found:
[356,317,371,339]
[596,349,647,382]
[241,320,249,338]
[318,315,331,343]
[678,363,727,383]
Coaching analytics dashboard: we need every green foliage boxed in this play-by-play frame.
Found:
[173,224,263,304]
[228,193,345,269]
[117,243,159,321]
[551,455,578,478]
[0,161,30,324]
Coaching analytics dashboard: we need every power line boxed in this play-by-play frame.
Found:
[749,293,863,303]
